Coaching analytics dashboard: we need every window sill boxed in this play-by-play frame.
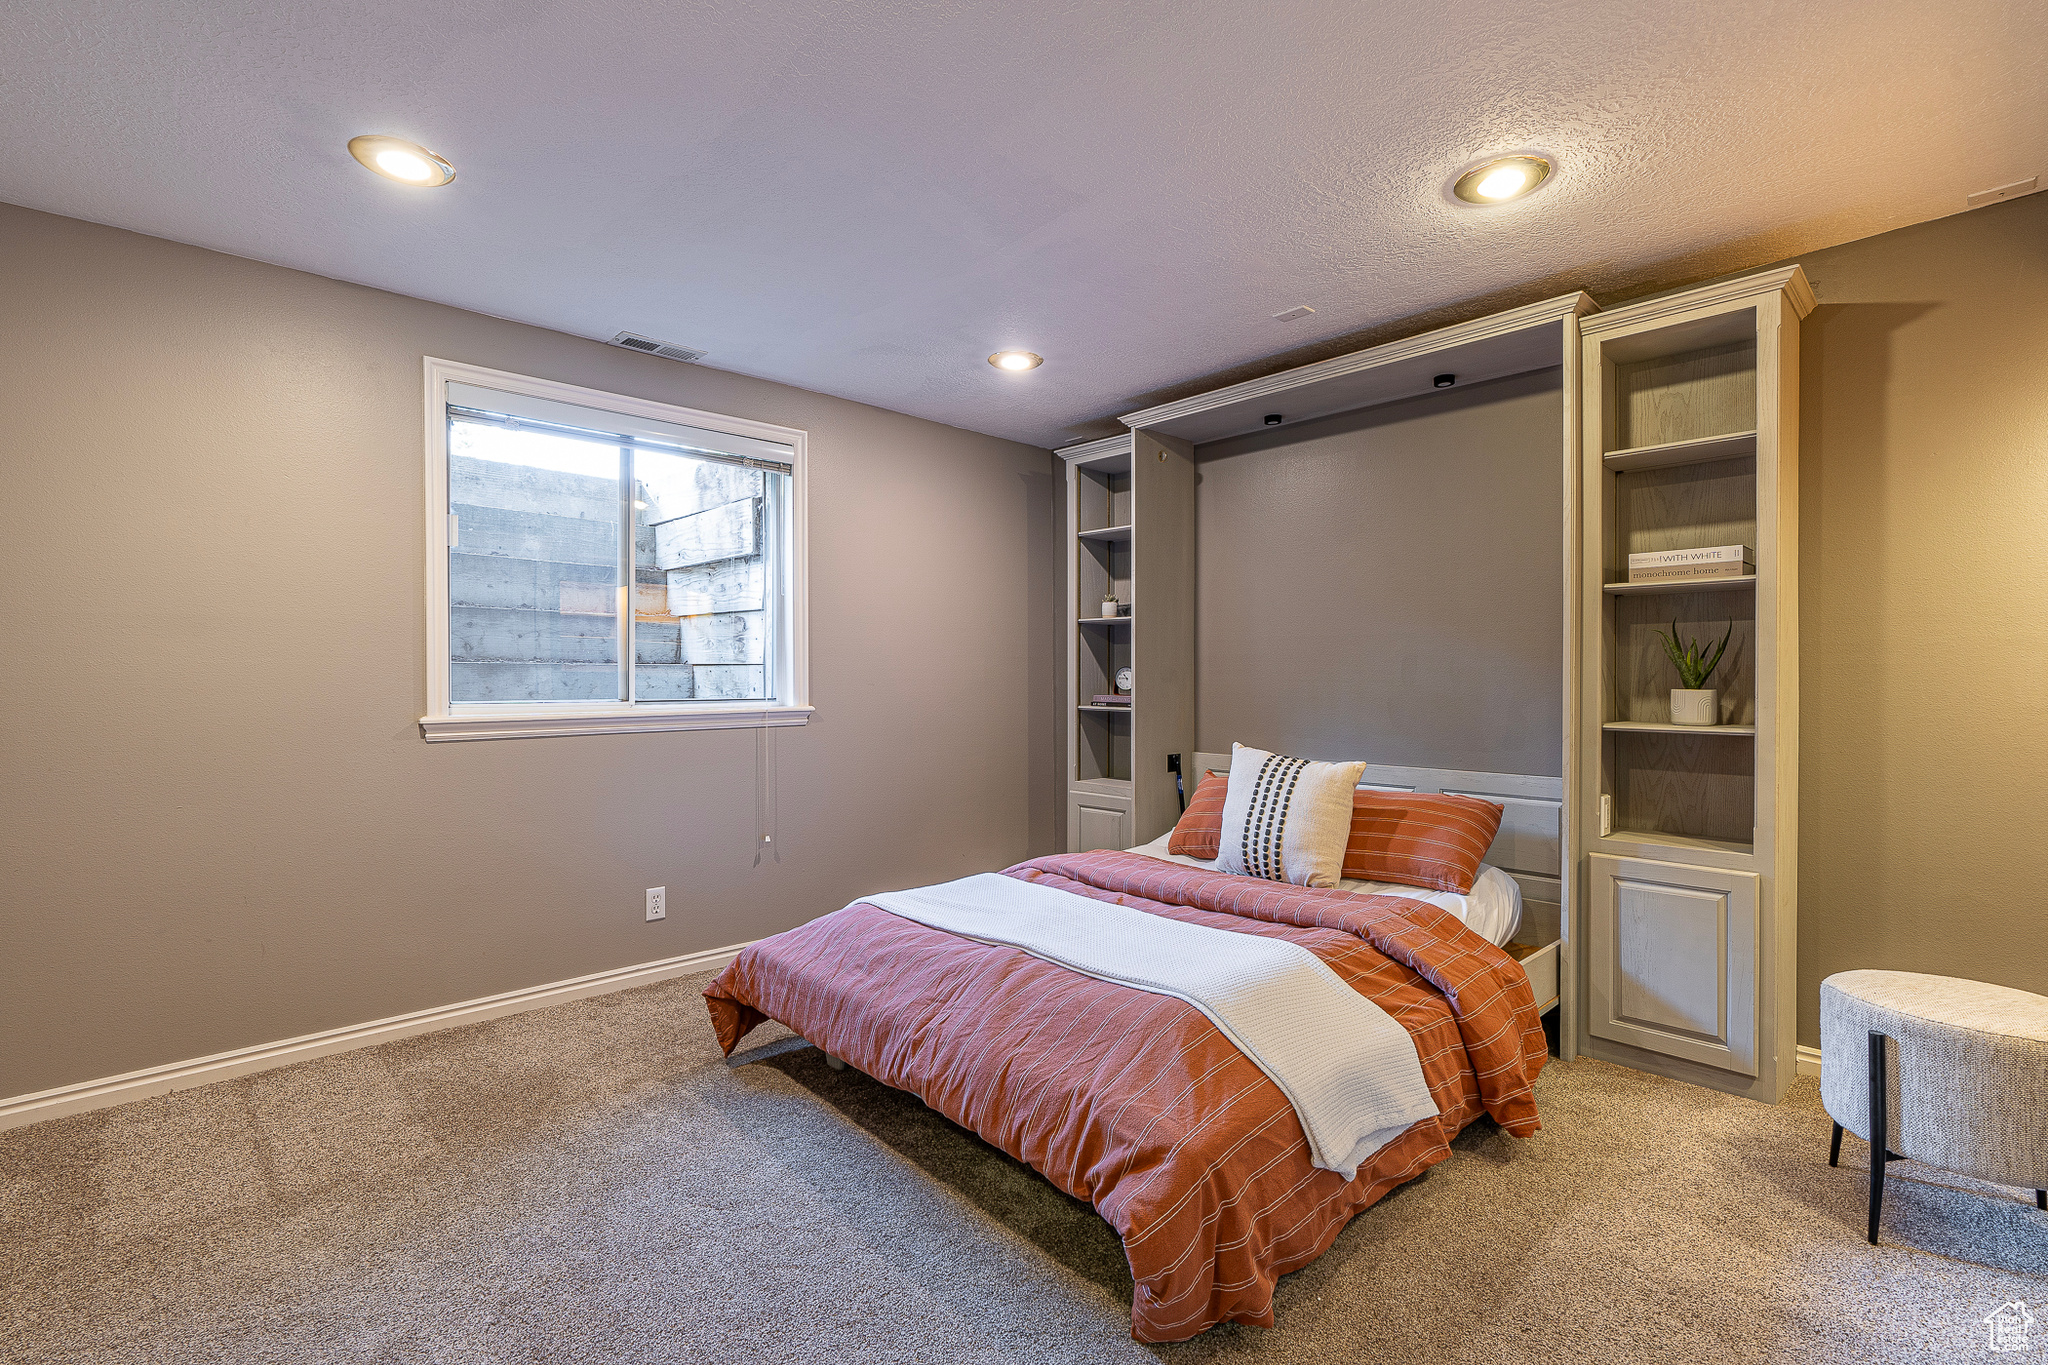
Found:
[419,704,814,742]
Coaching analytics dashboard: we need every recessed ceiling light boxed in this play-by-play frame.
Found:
[988,350,1043,371]
[1451,155,1551,205]
[347,135,456,187]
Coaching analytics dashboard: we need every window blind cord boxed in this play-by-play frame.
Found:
[754,727,780,866]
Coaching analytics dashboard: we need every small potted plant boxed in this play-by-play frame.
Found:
[1655,619,1734,725]
[1100,591,1120,619]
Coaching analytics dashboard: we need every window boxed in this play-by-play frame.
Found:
[420,359,809,740]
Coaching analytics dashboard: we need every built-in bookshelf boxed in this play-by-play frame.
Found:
[1057,432,1194,850]
[1575,264,1813,1102]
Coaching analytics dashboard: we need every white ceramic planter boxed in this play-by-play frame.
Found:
[1670,688,1719,726]
[1101,600,1119,618]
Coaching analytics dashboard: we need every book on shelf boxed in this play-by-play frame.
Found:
[1090,694,1131,707]
[1626,544,1753,582]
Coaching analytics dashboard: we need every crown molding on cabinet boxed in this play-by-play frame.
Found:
[1055,433,1136,464]
[1582,264,1816,339]
[1116,291,1599,445]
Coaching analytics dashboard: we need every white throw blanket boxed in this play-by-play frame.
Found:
[861,872,1439,1179]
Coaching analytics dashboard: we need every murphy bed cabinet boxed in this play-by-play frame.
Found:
[1574,265,1813,1101]
[1053,268,1809,1093]
[1059,290,1595,1058]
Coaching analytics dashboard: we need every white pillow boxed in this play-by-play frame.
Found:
[1214,743,1366,888]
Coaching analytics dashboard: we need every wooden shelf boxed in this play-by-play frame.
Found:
[1604,576,1755,595]
[1603,721,1755,736]
[1601,827,1755,860]
[1078,615,1133,625]
[1603,430,1757,471]
[1077,524,1133,543]
[1071,777,1133,798]
[1077,705,1132,714]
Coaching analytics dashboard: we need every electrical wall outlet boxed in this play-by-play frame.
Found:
[645,887,666,922]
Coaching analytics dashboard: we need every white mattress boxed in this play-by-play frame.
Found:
[1125,832,1522,947]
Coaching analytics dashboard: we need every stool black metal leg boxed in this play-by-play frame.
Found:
[1829,1121,1843,1167]
[1867,1030,1888,1245]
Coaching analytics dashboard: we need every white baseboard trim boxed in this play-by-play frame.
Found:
[1797,1044,1822,1078]
[0,940,753,1134]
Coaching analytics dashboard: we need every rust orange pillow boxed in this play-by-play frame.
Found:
[1342,791,1503,893]
[1170,774,1504,894]
[1165,770,1228,859]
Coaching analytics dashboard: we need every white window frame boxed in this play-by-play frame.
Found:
[419,357,811,741]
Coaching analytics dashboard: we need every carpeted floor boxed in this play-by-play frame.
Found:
[4,973,2043,1364]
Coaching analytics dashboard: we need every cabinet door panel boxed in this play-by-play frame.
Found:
[1074,801,1131,853]
[1589,853,1758,1074]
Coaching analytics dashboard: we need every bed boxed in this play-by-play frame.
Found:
[703,760,1558,1343]
[1184,750,1564,1020]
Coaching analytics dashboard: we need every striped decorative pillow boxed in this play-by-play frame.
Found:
[1171,771,1506,895]
[1213,744,1366,888]
[1165,770,1229,859]
[1343,791,1504,894]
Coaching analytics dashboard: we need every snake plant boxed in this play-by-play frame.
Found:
[1654,619,1734,690]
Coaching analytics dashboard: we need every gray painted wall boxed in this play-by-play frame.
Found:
[9,189,2044,1091]
[1742,193,2048,1045]
[0,203,1060,1099]
[1193,368,1565,777]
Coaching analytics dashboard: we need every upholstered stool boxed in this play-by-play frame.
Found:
[1820,970,2048,1244]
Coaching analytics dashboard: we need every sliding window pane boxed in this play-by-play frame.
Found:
[447,420,622,703]
[634,447,777,701]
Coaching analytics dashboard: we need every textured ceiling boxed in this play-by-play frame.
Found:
[3,0,2042,448]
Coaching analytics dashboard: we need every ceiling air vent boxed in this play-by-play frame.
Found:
[607,332,708,364]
